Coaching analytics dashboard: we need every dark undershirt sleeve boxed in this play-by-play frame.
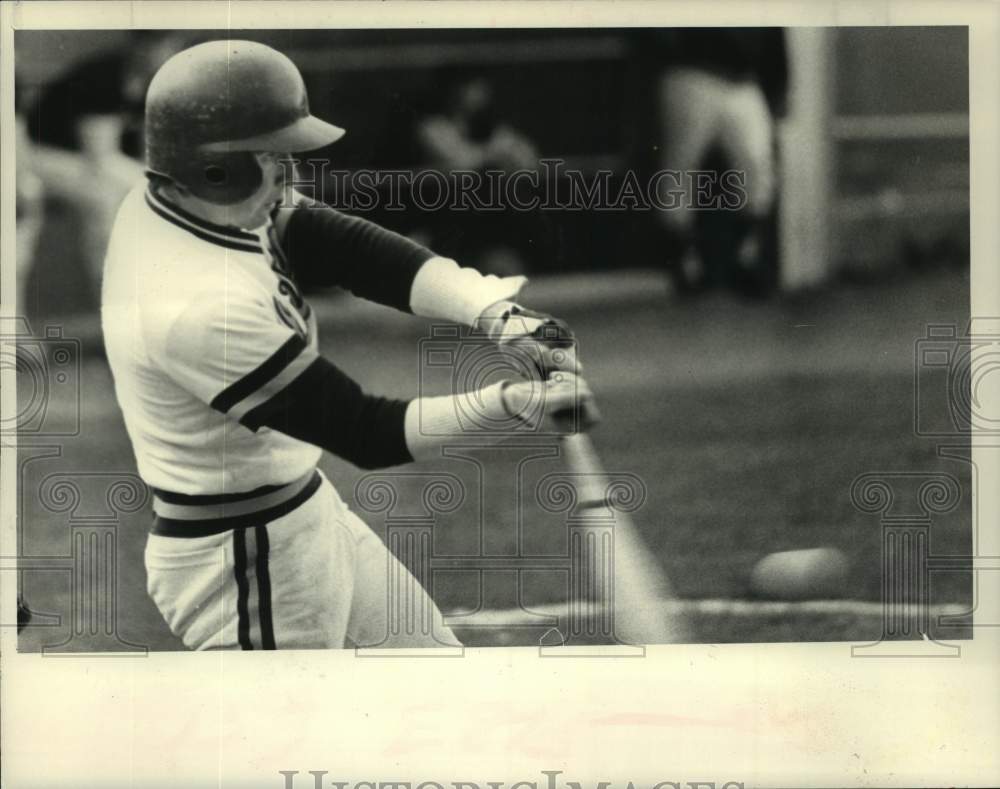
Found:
[280,202,435,311]
[242,355,414,470]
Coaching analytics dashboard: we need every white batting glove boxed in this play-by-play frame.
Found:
[476,301,581,380]
[500,371,597,432]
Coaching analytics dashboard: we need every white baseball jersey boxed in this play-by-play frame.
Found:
[101,178,525,650]
[102,182,322,496]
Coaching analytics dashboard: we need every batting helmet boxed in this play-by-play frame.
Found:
[145,40,344,204]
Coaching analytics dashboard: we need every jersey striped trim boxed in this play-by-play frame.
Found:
[253,526,277,649]
[232,526,278,650]
[151,481,290,506]
[233,529,254,649]
[208,334,318,428]
[267,221,293,273]
[145,185,265,254]
[151,470,322,537]
[152,470,317,521]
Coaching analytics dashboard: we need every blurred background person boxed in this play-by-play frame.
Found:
[23,31,186,303]
[632,28,788,298]
[411,70,551,277]
[417,72,539,172]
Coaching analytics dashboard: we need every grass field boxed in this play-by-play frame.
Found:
[15,268,972,651]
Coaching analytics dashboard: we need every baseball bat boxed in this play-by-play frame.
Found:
[509,325,688,644]
[559,427,690,645]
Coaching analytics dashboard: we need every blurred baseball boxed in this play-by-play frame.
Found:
[749,547,849,600]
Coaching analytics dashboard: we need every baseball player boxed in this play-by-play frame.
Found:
[632,28,787,296]
[101,40,593,650]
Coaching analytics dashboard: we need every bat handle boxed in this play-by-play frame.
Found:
[552,398,602,433]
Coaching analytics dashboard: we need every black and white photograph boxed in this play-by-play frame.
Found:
[2,2,998,788]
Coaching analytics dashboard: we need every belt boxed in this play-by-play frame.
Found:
[151,470,322,538]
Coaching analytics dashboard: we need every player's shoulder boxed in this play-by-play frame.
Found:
[123,187,261,285]
[109,184,211,267]
[109,189,267,343]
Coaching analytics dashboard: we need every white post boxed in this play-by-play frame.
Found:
[779,28,834,291]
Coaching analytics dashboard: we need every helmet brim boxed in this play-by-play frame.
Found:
[200,114,346,154]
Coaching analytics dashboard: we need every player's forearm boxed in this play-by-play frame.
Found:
[245,355,414,470]
[232,352,587,466]
[247,357,518,466]
[403,383,513,462]
[408,256,527,327]
[282,203,433,309]
[280,201,526,325]
[403,374,592,462]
